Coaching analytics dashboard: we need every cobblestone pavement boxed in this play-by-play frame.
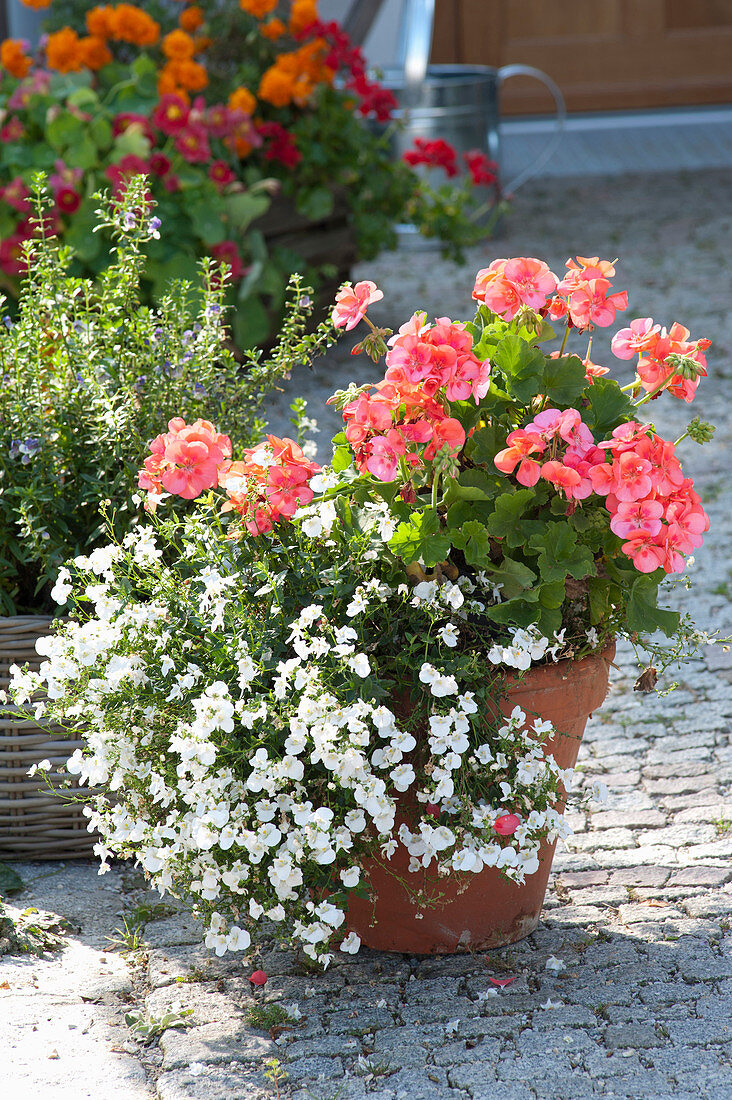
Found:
[2,168,732,1099]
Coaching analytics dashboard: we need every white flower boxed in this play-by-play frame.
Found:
[545,955,565,973]
[340,866,361,888]
[27,758,51,776]
[438,623,459,648]
[227,925,251,951]
[50,568,74,605]
[339,931,361,954]
[390,764,415,792]
[540,998,563,1009]
[349,653,371,678]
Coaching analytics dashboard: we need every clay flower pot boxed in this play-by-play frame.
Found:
[346,643,615,954]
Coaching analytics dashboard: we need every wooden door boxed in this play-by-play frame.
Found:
[431,0,732,113]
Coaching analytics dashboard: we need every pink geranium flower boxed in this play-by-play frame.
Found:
[332,281,384,330]
[611,317,661,359]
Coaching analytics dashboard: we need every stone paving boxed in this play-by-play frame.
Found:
[2,168,732,1099]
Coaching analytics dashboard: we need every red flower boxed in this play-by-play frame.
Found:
[149,152,172,177]
[211,240,245,280]
[55,186,81,215]
[249,970,267,987]
[152,93,191,135]
[463,149,498,187]
[403,138,459,178]
[174,124,211,164]
[208,160,236,189]
[258,121,301,168]
[113,112,155,144]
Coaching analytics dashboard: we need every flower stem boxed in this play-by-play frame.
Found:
[558,321,571,356]
[633,369,677,407]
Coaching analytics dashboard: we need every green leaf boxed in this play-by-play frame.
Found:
[626,575,680,637]
[224,190,270,231]
[480,557,537,599]
[388,509,452,568]
[0,861,24,896]
[454,520,492,567]
[331,445,352,473]
[492,333,545,403]
[64,134,98,171]
[466,423,505,467]
[47,112,84,151]
[586,377,636,435]
[188,201,226,246]
[295,186,335,222]
[232,297,271,350]
[112,127,151,159]
[528,524,596,584]
[484,489,536,548]
[541,354,587,405]
[443,467,498,504]
[89,115,113,152]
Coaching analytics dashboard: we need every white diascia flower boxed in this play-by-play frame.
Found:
[348,653,371,678]
[339,931,361,954]
[50,567,74,605]
[438,623,459,648]
[419,663,458,697]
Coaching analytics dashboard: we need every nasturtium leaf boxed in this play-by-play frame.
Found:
[626,575,681,637]
[224,191,270,231]
[64,134,98,171]
[585,377,636,435]
[389,509,452,568]
[492,333,545,403]
[484,489,536,548]
[47,112,84,151]
[528,524,596,584]
[541,354,587,405]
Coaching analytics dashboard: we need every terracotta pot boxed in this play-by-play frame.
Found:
[346,643,615,954]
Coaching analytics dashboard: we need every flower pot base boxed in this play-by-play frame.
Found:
[347,646,614,954]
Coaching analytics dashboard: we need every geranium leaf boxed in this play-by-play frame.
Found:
[585,377,636,435]
[388,509,452,567]
[484,489,536,548]
[626,575,680,637]
[492,334,545,403]
[528,524,596,584]
[541,354,587,405]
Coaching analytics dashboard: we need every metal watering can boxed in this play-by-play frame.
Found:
[354,0,565,221]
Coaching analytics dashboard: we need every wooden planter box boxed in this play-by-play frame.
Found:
[0,616,96,861]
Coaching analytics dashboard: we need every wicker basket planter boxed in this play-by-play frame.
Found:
[0,616,95,861]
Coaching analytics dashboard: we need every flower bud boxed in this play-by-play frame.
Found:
[686,416,715,444]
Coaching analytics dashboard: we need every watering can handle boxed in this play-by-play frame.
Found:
[497,64,566,194]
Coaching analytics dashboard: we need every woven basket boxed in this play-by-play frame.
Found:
[0,616,96,860]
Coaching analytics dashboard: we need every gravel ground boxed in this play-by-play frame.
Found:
[2,168,732,1100]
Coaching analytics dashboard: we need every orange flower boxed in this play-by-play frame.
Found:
[289,0,319,35]
[261,18,286,40]
[258,64,296,107]
[20,0,51,8]
[229,87,257,115]
[194,36,213,53]
[162,28,196,60]
[46,28,85,73]
[0,39,33,79]
[157,66,189,100]
[86,5,115,38]
[239,0,278,16]
[160,57,208,92]
[79,35,113,70]
[179,6,204,33]
[111,4,160,47]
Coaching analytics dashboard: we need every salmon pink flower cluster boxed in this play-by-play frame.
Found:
[338,304,492,482]
[138,417,232,499]
[139,421,320,536]
[495,408,606,501]
[612,318,710,403]
[589,423,709,573]
[218,436,321,536]
[472,257,558,321]
[547,256,629,331]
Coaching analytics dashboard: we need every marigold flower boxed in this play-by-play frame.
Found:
[0,39,33,79]
[258,64,296,107]
[289,0,319,35]
[45,28,85,73]
[162,28,196,60]
[228,87,257,116]
[79,35,113,71]
[86,5,116,38]
[20,0,50,7]
[261,17,287,40]
[110,4,160,47]
[240,0,277,15]
[179,6,204,33]
[162,58,208,92]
